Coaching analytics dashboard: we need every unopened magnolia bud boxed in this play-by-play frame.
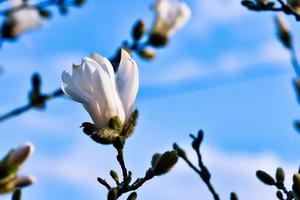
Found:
[132,20,145,41]
[173,143,187,158]
[109,116,123,133]
[81,122,96,135]
[191,130,204,150]
[38,9,51,18]
[276,167,285,185]
[293,173,300,200]
[110,170,119,183]
[121,109,139,139]
[1,22,15,39]
[12,189,21,200]
[127,192,137,200]
[276,191,284,200]
[152,151,178,176]
[241,0,254,7]
[138,49,156,60]
[256,170,276,185]
[275,15,292,49]
[148,33,168,47]
[151,153,162,167]
[230,192,239,200]
[91,128,119,145]
[74,0,85,6]
[107,188,118,200]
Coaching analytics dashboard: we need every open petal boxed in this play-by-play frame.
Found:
[85,58,125,127]
[61,71,89,104]
[116,49,139,118]
[90,53,116,88]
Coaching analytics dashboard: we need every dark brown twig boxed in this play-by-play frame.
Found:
[174,130,221,200]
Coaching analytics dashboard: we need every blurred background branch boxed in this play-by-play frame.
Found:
[241,0,300,21]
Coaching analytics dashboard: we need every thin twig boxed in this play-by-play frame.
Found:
[290,45,300,77]
[0,89,64,123]
[97,177,111,190]
[0,0,78,16]
[116,147,128,179]
[195,147,220,200]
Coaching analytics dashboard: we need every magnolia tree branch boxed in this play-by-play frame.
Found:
[173,130,223,200]
[241,0,300,21]
[94,135,178,199]
[0,0,76,15]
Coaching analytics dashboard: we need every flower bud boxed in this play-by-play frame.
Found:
[127,192,137,200]
[276,191,284,200]
[121,109,139,139]
[173,143,186,158]
[230,192,239,200]
[110,170,119,183]
[275,167,285,185]
[90,128,119,145]
[107,188,118,200]
[148,33,168,47]
[151,151,178,176]
[151,153,162,167]
[132,20,145,41]
[74,0,85,6]
[293,173,300,200]
[109,116,123,133]
[191,130,204,150]
[256,170,276,185]
[138,49,156,60]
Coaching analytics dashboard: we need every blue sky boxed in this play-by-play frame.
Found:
[1,0,300,199]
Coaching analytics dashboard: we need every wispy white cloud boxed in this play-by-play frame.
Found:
[143,39,290,86]
[189,0,250,35]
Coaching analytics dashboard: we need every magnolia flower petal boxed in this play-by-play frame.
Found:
[172,2,191,30]
[72,60,95,96]
[117,50,139,118]
[84,58,125,127]
[90,53,116,87]
[61,71,90,104]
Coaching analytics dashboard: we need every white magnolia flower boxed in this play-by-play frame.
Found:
[152,0,191,36]
[61,49,139,129]
[4,6,42,38]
